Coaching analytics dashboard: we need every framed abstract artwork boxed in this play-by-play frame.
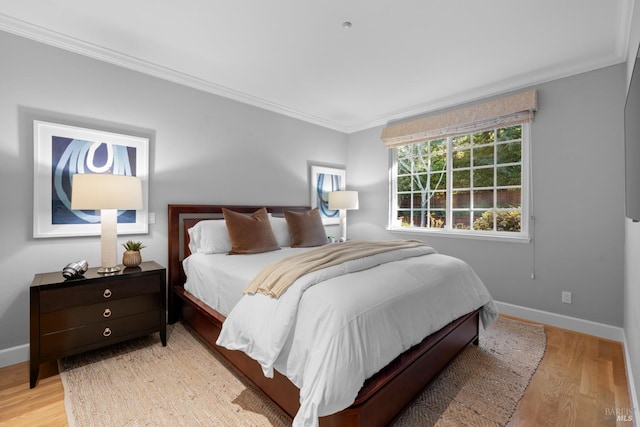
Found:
[33,121,149,238]
[310,165,345,225]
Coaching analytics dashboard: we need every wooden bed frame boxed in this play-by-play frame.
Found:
[168,204,481,426]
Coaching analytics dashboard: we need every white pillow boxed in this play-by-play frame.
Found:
[187,220,232,254]
[269,215,291,248]
[188,214,290,254]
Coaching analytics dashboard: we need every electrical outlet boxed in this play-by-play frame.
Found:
[148,212,156,224]
[562,291,572,304]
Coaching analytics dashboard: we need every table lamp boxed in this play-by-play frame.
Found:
[71,174,143,274]
[328,190,359,241]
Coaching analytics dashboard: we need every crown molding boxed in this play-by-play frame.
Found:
[0,14,349,133]
[1,8,631,136]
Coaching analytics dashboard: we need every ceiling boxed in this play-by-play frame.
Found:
[0,1,633,133]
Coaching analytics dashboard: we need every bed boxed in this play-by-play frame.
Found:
[167,204,497,426]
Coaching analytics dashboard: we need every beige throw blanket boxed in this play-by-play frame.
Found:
[244,240,428,298]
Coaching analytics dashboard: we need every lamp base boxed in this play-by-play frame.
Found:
[338,210,348,242]
[97,266,121,275]
[98,209,120,276]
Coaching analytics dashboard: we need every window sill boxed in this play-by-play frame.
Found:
[387,227,531,243]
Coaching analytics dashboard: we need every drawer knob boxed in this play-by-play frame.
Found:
[103,308,112,318]
[103,289,112,298]
[103,327,112,337]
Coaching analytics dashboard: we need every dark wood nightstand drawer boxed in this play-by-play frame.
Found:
[40,275,160,313]
[30,261,167,388]
[40,293,160,334]
[40,310,161,358]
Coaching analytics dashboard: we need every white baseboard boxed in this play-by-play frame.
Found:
[494,300,625,341]
[622,332,640,427]
[0,343,29,368]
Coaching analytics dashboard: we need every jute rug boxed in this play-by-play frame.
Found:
[59,316,545,426]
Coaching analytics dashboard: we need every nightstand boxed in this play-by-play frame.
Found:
[29,261,166,388]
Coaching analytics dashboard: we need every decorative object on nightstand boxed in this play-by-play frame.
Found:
[122,240,146,267]
[61,259,89,279]
[29,261,166,388]
[71,174,143,274]
[328,190,359,241]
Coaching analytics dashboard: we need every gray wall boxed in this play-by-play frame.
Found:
[0,31,347,355]
[347,64,626,327]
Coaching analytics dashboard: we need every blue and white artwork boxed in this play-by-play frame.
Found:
[51,137,138,225]
[310,165,345,225]
[34,121,149,238]
[315,172,341,220]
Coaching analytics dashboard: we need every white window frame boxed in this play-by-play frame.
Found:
[388,123,531,243]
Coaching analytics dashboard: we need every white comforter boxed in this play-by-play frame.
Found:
[215,245,498,427]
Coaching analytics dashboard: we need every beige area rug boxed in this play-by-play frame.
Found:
[59,317,545,427]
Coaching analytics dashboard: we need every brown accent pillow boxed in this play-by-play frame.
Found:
[222,207,280,255]
[284,208,328,248]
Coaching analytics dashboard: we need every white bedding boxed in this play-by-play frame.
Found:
[201,244,498,427]
[183,247,313,316]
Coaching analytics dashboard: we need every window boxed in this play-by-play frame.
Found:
[390,124,529,240]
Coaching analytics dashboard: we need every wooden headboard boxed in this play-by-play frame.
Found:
[167,204,309,321]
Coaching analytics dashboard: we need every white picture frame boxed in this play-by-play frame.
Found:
[33,121,149,238]
[310,165,345,225]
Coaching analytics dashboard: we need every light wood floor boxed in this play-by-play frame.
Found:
[0,316,633,426]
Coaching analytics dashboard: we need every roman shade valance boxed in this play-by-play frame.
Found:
[381,89,537,148]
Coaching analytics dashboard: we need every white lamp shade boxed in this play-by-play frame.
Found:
[71,173,143,274]
[328,191,359,210]
[71,174,143,210]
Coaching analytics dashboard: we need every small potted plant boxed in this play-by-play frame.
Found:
[122,240,146,268]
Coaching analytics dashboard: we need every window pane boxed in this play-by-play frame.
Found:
[412,192,427,208]
[473,190,493,208]
[398,175,412,190]
[418,142,429,156]
[496,209,521,232]
[430,139,446,153]
[497,125,522,141]
[398,160,412,175]
[452,190,470,208]
[398,194,412,209]
[417,173,428,190]
[497,165,521,186]
[453,170,470,188]
[430,151,446,171]
[397,210,412,227]
[452,211,470,229]
[431,191,447,208]
[397,145,411,159]
[452,134,471,149]
[497,188,521,208]
[411,210,428,228]
[473,130,494,145]
[497,141,521,164]
[413,157,427,173]
[473,167,494,187]
[429,171,446,190]
[473,145,494,166]
[473,210,493,231]
[452,149,470,168]
[429,211,446,228]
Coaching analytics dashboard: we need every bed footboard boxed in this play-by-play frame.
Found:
[175,284,479,426]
